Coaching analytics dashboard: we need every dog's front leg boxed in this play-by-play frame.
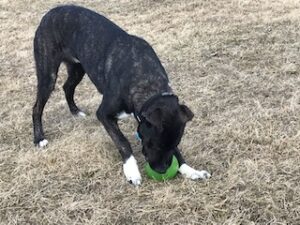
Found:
[97,106,141,186]
[174,148,211,180]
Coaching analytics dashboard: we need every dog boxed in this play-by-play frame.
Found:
[32,5,211,185]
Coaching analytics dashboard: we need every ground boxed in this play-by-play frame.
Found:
[0,0,300,224]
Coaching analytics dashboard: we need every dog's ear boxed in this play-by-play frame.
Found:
[179,105,194,122]
[142,108,163,132]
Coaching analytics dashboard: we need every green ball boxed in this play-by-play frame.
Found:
[145,155,179,181]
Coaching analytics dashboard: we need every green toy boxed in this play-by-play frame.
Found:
[145,155,179,181]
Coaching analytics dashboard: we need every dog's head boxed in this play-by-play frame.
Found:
[138,95,193,173]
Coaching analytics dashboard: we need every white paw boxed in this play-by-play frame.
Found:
[116,111,133,120]
[77,111,86,117]
[179,164,211,180]
[38,139,48,148]
[123,156,142,186]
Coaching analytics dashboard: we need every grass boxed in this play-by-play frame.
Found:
[0,0,300,224]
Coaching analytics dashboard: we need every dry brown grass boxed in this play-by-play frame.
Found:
[1,0,300,224]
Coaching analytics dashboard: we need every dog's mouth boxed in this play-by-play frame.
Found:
[142,145,174,173]
[147,157,173,174]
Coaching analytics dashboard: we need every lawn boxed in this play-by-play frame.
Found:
[0,0,300,224]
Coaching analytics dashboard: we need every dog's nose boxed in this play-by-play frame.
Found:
[154,166,167,174]
[152,162,169,174]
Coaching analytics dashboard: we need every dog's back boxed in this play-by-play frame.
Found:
[35,5,127,67]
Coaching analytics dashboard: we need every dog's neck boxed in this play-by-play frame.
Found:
[131,77,172,113]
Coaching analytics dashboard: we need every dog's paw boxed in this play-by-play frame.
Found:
[77,111,87,117]
[116,111,133,120]
[123,156,142,186]
[38,139,48,148]
[189,170,211,180]
[179,164,211,180]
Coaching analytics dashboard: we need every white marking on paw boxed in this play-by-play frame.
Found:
[123,156,142,186]
[116,111,133,120]
[179,164,211,180]
[77,111,86,117]
[38,139,48,148]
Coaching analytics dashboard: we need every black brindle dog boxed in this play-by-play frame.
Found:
[32,5,210,185]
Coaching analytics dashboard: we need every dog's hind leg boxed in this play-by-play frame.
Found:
[63,63,86,117]
[32,45,61,147]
